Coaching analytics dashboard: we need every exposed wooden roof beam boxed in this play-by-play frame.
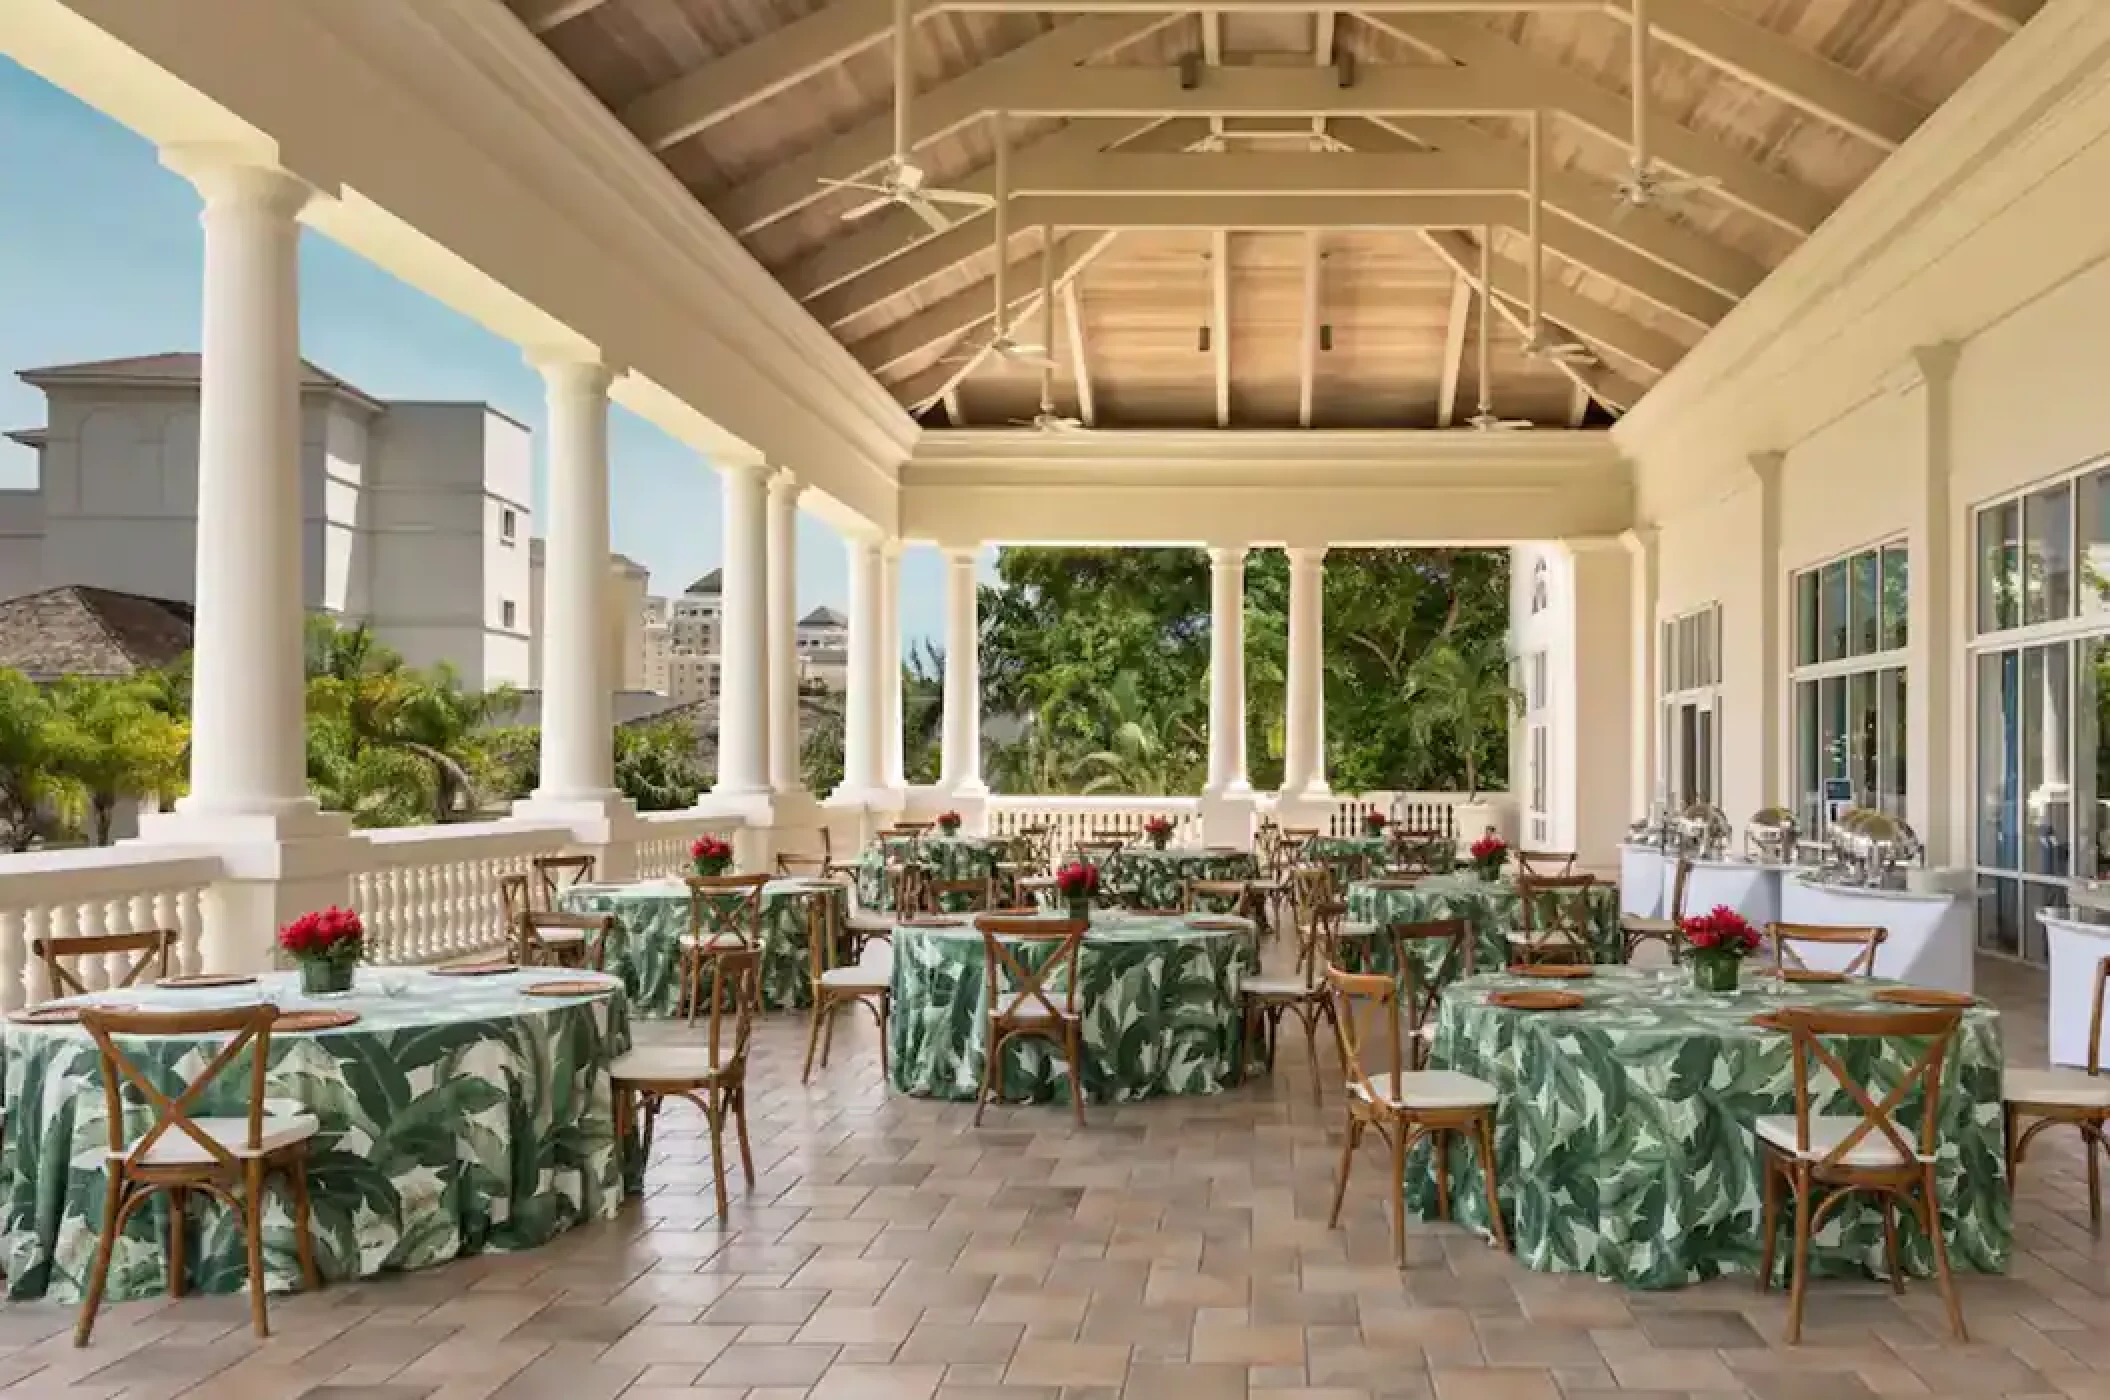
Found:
[1298,232,1323,428]
[1435,271,1470,428]
[946,0,1602,9]
[1432,229,1680,373]
[1369,15,1833,236]
[943,389,965,425]
[993,63,1542,116]
[854,233,1108,372]
[891,236,1119,408]
[1617,0,1925,150]
[1941,0,2042,32]
[1212,231,1232,427]
[710,16,1171,235]
[1016,152,1518,194]
[1422,230,1649,407]
[1203,11,1226,145]
[1566,379,1590,427]
[508,0,609,34]
[1061,279,1097,426]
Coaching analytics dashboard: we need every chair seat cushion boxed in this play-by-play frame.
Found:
[1622,916,1678,936]
[127,1113,319,1166]
[1351,1070,1497,1110]
[610,1047,730,1085]
[845,915,894,935]
[1241,974,1318,998]
[534,929,589,945]
[1754,1114,1928,1166]
[997,1002,1077,1024]
[2006,1067,2110,1108]
[820,964,891,992]
[678,933,750,951]
[1339,921,1381,939]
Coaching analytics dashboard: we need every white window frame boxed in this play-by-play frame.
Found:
[1788,538,1908,841]
[1659,604,1721,810]
[501,598,517,630]
[1522,650,1551,846]
[500,506,518,544]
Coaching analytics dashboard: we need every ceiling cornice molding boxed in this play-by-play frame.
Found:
[909,426,1626,476]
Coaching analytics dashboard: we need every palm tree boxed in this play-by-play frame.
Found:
[901,640,946,785]
[0,670,70,850]
[1071,672,1205,795]
[46,677,189,844]
[305,710,438,828]
[1404,639,1522,799]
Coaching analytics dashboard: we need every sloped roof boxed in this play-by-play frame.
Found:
[18,353,382,410]
[4,428,46,449]
[0,586,193,680]
[798,605,847,628]
[684,568,723,596]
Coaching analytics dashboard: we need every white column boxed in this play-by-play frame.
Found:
[940,546,987,796]
[881,540,907,791]
[716,461,771,795]
[529,353,621,803]
[836,531,885,799]
[1901,343,1961,865]
[1282,546,1330,801]
[1752,452,1785,806]
[1204,546,1251,798]
[1620,526,1661,819]
[766,469,804,797]
[166,156,315,821]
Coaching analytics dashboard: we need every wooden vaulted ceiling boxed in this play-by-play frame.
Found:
[511,0,2035,431]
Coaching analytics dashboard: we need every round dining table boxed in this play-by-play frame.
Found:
[1407,966,2009,1289]
[888,909,1256,1106]
[559,876,849,1014]
[854,834,1009,911]
[1098,846,1258,909]
[1345,871,1623,970]
[1,966,628,1303]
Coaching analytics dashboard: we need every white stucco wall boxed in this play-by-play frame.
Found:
[0,490,45,601]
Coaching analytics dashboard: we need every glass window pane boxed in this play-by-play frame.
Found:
[1848,670,1878,805]
[1851,551,1880,656]
[2024,485,2074,625]
[2023,879,2059,966]
[2083,638,2109,882]
[1820,561,1849,662]
[1696,708,1715,805]
[1977,875,2019,957]
[1796,681,1819,834]
[1880,547,1908,651]
[1979,501,2020,634]
[1796,571,1819,667]
[2080,468,2110,619]
[1978,650,2019,870]
[1879,667,1907,818]
[1659,619,1673,696]
[2023,642,2073,878]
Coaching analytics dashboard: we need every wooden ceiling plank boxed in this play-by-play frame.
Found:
[997,192,1515,226]
[1536,211,1729,327]
[891,235,1119,407]
[623,0,942,151]
[1566,379,1590,427]
[509,0,609,35]
[1298,232,1322,427]
[1061,278,1097,425]
[1369,15,1833,236]
[997,62,1542,116]
[1624,0,1926,151]
[943,388,965,425]
[855,232,1108,372]
[1940,0,2042,32]
[710,15,1171,236]
[1422,230,1645,409]
[1213,230,1232,427]
[1017,151,1516,194]
[1435,271,1471,428]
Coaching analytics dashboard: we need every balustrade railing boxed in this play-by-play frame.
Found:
[356,821,573,966]
[636,811,746,878]
[1317,793,1469,843]
[986,796,1207,855]
[0,846,220,1011]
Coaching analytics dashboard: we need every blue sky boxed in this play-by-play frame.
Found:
[0,58,960,648]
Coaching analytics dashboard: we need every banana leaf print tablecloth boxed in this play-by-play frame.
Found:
[854,835,1008,911]
[1099,847,1259,910]
[1405,967,2009,1289]
[2,968,627,1303]
[559,877,848,1014]
[889,911,1255,1105]
[1345,872,1622,970]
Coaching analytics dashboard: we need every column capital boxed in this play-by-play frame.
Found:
[161,145,320,218]
[1207,545,1249,568]
[1885,341,1961,396]
[941,544,981,567]
[1285,545,1329,567]
[526,349,618,397]
[717,457,772,479]
[881,536,908,562]
[767,467,804,502]
[1617,525,1660,560]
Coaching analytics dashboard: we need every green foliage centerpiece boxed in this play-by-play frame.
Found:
[1681,905,1762,993]
[280,906,363,997]
[1143,815,1174,850]
[1055,860,1100,922]
[690,834,733,877]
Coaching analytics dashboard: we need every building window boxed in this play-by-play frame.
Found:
[1529,559,1550,615]
[501,599,517,629]
[1790,542,1908,844]
[1972,461,2110,964]
[501,508,517,543]
[1659,604,1721,810]
[1523,650,1551,845]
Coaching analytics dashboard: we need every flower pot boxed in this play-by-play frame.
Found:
[693,857,732,878]
[1690,949,1742,994]
[937,823,961,837]
[1065,898,1092,923]
[299,953,357,998]
[1147,832,1170,850]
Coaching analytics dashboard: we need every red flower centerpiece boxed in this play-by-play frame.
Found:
[1681,904,1762,993]
[1142,815,1175,850]
[1363,811,1388,838]
[690,834,734,877]
[279,905,364,997]
[1055,860,1100,920]
[936,810,963,835]
[1468,832,1509,882]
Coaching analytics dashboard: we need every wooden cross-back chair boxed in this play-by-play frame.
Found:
[974,915,1089,1128]
[1288,864,1336,937]
[499,872,533,950]
[33,930,178,1001]
[73,1003,321,1346]
[776,825,842,878]
[1756,1005,1967,1344]
[530,854,597,908]
[928,875,994,915]
[514,910,611,971]
[1074,838,1125,870]
[802,887,890,1087]
[1325,964,1508,1268]
[2005,953,2110,1230]
[1275,826,1320,867]
[1621,856,1692,964]
[1240,895,1342,1105]
[611,946,758,1219]
[681,873,768,1021]
[1766,922,1887,978]
[1386,829,1451,877]
[1389,918,1473,1072]
[1184,879,1256,919]
[1514,849,1578,879]
[1508,874,1598,966]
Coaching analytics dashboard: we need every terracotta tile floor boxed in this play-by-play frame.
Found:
[5,952,2106,1399]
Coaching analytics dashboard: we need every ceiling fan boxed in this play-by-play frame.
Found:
[938,113,1056,372]
[1521,110,1596,367]
[1613,0,1721,212]
[1467,224,1534,433]
[1011,226,1088,432]
[816,0,993,231]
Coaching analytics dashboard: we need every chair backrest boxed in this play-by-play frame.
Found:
[685,873,769,952]
[1326,964,1402,1104]
[1298,898,1348,985]
[694,947,759,1077]
[975,915,1086,1024]
[1668,856,1694,924]
[1288,863,1336,929]
[500,872,532,933]
[1515,849,1578,879]
[803,886,846,979]
[1767,921,1886,977]
[531,854,597,907]
[776,853,828,877]
[1517,874,1596,955]
[2090,954,2110,1076]
[1387,918,1471,1066]
[1387,829,1451,876]
[1009,826,1052,876]
[516,910,612,966]
[885,861,928,915]
[1777,1006,1961,1170]
[81,1003,277,1170]
[1277,826,1320,863]
[929,876,993,914]
[33,930,177,999]
[1075,839,1124,867]
[1184,879,1251,916]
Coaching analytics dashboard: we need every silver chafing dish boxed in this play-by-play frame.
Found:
[1824,807,1924,887]
[1625,801,1678,850]
[1744,807,1799,865]
[1675,802,1731,860]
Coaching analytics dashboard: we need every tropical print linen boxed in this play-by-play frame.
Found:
[889,911,1254,1105]
[560,877,849,1014]
[1404,967,2010,1288]
[2,969,627,1303]
[1345,872,1622,971]
[854,836,1008,911]
[1099,848,1259,911]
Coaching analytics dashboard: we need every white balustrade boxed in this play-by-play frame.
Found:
[635,811,746,878]
[986,796,1208,856]
[355,821,573,966]
[0,846,218,1010]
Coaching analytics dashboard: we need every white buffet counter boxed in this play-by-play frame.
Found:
[1778,876,1975,994]
[1679,858,1786,928]
[2040,910,2110,1068]
[1619,844,1664,918]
